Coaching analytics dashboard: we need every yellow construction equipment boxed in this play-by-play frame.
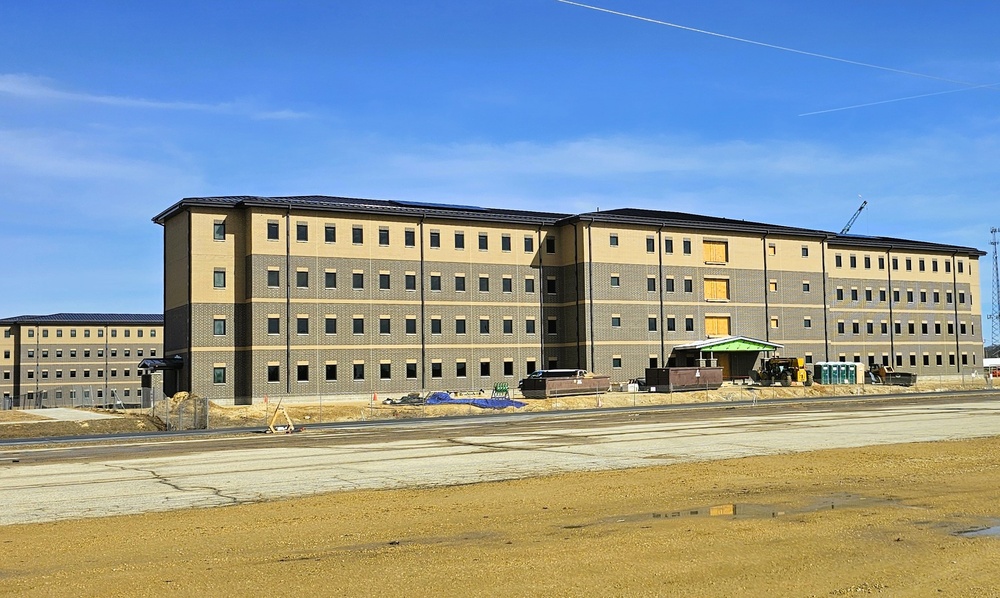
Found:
[751,357,813,387]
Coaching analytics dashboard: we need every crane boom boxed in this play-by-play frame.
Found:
[840,199,867,234]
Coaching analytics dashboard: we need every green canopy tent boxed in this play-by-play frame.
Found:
[670,336,783,381]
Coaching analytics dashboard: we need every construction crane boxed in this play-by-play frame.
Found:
[840,196,867,235]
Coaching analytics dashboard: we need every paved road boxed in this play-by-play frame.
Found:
[2,395,999,526]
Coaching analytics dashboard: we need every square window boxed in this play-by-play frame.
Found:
[325,224,336,243]
[296,223,308,242]
[612,357,622,368]
[611,275,620,287]
[611,316,621,328]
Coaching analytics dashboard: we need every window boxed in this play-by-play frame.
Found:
[838,322,845,334]
[269,365,283,382]
[430,231,441,248]
[480,361,491,377]
[213,367,226,384]
[478,233,488,250]
[683,279,693,293]
[431,362,442,379]
[612,357,622,369]
[851,288,858,301]
[945,260,951,273]
[525,277,535,293]
[849,255,857,268]
[933,291,940,303]
[920,291,927,303]
[905,258,912,271]
[803,281,811,293]
[352,272,364,290]
[353,317,364,335]
[455,232,465,249]
[378,228,389,246]
[682,239,691,255]
[431,318,442,334]
[502,277,513,293]
[324,271,337,289]
[381,363,391,379]
[501,235,511,252]
[405,273,416,291]
[852,322,860,334]
[546,277,556,294]
[665,278,675,293]
[455,274,466,292]
[267,317,280,335]
[352,226,363,245]
[325,224,336,243]
[213,318,226,336]
[326,364,338,381]
[804,317,812,328]
[213,269,226,289]
[879,256,886,269]
[297,317,309,335]
[864,256,871,269]
[213,220,225,241]
[354,363,365,380]
[664,238,674,253]
[934,322,941,335]
[704,278,729,301]
[406,363,417,379]
[296,270,309,288]
[611,316,621,328]
[379,317,390,335]
[547,318,557,335]
[646,237,655,253]
[610,275,620,288]
[545,237,556,254]
[835,254,843,268]
[267,221,279,240]
[866,322,874,334]
[429,275,442,292]
[404,229,415,247]
[648,317,657,332]
[706,316,730,336]
[684,317,694,332]
[379,273,390,290]
[325,317,337,335]
[296,222,308,242]
[907,290,914,303]
[919,259,925,271]
[267,269,280,288]
[768,280,778,292]
[503,319,513,334]
[921,322,928,334]
[771,317,779,329]
[456,318,467,335]
[609,233,619,247]
[524,236,534,253]
[647,277,656,292]
[526,319,536,334]
[479,276,490,292]
[703,240,728,263]
[406,317,417,335]
[480,318,490,334]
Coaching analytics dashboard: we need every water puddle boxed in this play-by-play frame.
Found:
[957,525,1000,538]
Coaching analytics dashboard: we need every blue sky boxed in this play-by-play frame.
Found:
[1,1,998,341]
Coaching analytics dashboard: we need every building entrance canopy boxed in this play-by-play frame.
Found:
[671,336,783,380]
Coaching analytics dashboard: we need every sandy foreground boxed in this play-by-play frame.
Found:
[1,431,999,597]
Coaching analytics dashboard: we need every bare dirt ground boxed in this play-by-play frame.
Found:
[1,434,999,597]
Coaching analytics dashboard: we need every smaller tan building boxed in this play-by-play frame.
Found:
[0,313,163,409]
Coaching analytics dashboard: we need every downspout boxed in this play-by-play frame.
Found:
[951,251,961,372]
[658,224,666,365]
[538,227,545,367]
[285,203,291,395]
[586,219,596,371]
[762,232,770,342]
[419,215,427,388]
[573,222,581,367]
[821,238,830,362]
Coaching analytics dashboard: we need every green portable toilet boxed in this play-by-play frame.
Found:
[847,363,857,384]
[829,363,841,384]
[817,363,831,385]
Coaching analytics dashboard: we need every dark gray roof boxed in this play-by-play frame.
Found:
[0,313,163,325]
[152,195,985,257]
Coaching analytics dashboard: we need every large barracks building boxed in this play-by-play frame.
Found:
[153,196,985,404]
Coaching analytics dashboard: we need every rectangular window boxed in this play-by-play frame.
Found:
[835,254,843,268]
[648,317,657,332]
[353,317,364,335]
[296,222,308,242]
[325,224,336,243]
[325,271,337,289]
[647,277,656,292]
[213,269,226,289]
[353,363,365,381]
[297,317,309,335]
[864,256,871,269]
[547,318,557,335]
[213,367,226,384]
[682,239,691,255]
[703,240,728,263]
[501,235,511,252]
[213,220,225,241]
[546,277,556,294]
[267,221,279,240]
[455,318,467,335]
[704,278,730,301]
[479,276,489,292]
[406,317,417,335]
[609,233,619,247]
[326,364,338,381]
[352,272,364,290]
[378,227,389,246]
[919,259,925,271]
[502,277,513,293]
[526,318,536,334]
[455,231,465,249]
[480,318,490,334]
[665,278,675,293]
[546,237,556,253]
[503,318,513,334]
[404,229,415,247]
[803,281,811,293]
[905,258,912,271]
[352,226,363,244]
[455,274,466,292]
[406,362,417,379]
[268,317,280,335]
[405,273,416,291]
[480,361,491,377]
[379,273,390,290]
[524,236,534,253]
[664,238,674,253]
[429,275,442,292]
[945,260,951,273]
[213,318,226,336]
[430,231,441,248]
[478,233,488,250]
[706,316,730,336]
[431,318,442,335]
[684,317,694,332]
[379,317,390,335]
[267,269,280,288]
[683,279,693,293]
[380,363,391,379]
[525,277,535,293]
[296,270,309,288]
[804,317,812,328]
[325,317,337,335]
[611,315,621,328]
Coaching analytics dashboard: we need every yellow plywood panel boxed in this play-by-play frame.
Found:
[705,316,731,336]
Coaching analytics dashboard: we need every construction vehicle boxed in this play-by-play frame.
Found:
[750,357,813,387]
[868,364,917,387]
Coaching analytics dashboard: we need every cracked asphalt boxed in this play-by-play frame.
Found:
[2,395,999,526]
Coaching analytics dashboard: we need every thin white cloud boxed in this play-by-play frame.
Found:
[0,74,311,120]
